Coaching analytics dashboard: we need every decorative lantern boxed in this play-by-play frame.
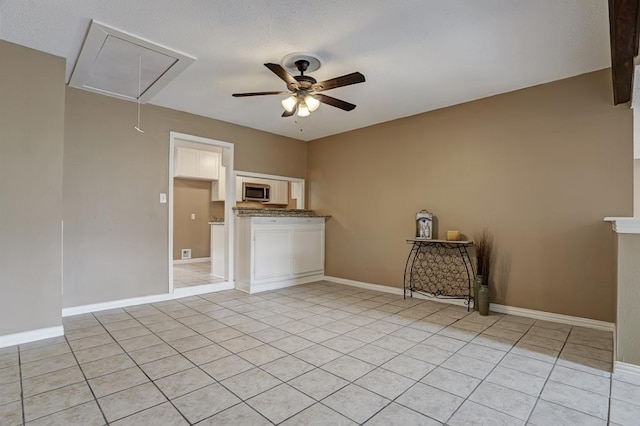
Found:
[416,210,433,239]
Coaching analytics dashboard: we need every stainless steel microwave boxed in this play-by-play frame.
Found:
[243,182,270,202]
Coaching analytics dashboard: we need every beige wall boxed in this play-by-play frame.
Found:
[616,233,640,365]
[308,69,631,322]
[0,41,65,334]
[63,87,306,308]
[173,179,213,260]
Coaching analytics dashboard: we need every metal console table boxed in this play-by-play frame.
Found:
[403,239,475,309]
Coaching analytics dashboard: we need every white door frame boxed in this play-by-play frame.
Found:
[169,132,235,295]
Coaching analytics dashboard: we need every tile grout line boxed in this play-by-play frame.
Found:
[247,299,475,424]
[390,313,525,425]
[60,323,110,426]
[199,289,417,423]
[134,287,617,423]
[563,331,615,419]
[608,361,614,424]
[17,283,621,425]
[132,294,282,424]
[92,306,196,425]
[107,302,219,425]
[18,347,25,426]
[523,330,566,425]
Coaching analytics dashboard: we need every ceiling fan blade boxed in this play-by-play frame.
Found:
[281,108,296,117]
[316,94,356,111]
[232,91,288,97]
[264,63,299,90]
[313,72,365,91]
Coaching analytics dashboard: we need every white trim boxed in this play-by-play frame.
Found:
[323,276,615,332]
[173,257,210,265]
[173,281,234,298]
[62,293,173,317]
[0,326,64,349]
[61,282,236,318]
[604,217,640,234]
[488,304,614,332]
[323,276,469,307]
[237,274,324,294]
[614,361,640,381]
[169,132,236,296]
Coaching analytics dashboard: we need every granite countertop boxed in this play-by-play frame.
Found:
[208,221,225,225]
[233,207,331,218]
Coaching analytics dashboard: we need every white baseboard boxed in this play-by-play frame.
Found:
[323,276,615,332]
[63,281,235,318]
[614,361,640,382]
[173,281,234,298]
[0,326,64,349]
[323,276,470,308]
[238,274,325,294]
[62,293,174,317]
[173,257,210,265]
[489,304,614,332]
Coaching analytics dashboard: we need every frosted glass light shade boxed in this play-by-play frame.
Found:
[281,95,297,112]
[305,95,320,112]
[297,102,310,117]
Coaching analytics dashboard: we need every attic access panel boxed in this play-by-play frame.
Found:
[69,20,195,103]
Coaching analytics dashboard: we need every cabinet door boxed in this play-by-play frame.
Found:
[211,165,226,201]
[197,151,219,180]
[268,180,288,205]
[291,226,324,274]
[236,176,244,201]
[174,147,198,178]
[253,228,291,280]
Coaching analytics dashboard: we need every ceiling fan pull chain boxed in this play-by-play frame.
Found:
[134,55,144,133]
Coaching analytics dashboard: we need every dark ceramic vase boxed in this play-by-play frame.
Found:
[473,275,483,311]
[478,285,490,316]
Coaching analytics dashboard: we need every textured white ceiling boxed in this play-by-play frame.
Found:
[0,0,610,141]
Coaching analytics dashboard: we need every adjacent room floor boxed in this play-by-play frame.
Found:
[1,281,638,425]
[173,262,223,288]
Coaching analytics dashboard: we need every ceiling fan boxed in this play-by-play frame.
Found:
[232,58,365,117]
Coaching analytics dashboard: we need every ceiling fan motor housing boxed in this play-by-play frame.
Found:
[294,75,317,87]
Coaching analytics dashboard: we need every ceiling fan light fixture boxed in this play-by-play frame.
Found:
[297,102,310,117]
[305,95,320,112]
[281,95,297,112]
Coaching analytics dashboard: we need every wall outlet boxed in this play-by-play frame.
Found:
[191,213,196,220]
[181,249,191,260]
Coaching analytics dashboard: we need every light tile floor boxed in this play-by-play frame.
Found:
[1,281,639,425]
[174,262,223,288]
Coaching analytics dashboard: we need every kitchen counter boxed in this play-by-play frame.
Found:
[233,207,331,218]
[235,215,326,293]
[208,221,225,225]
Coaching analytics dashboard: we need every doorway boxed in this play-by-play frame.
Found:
[169,132,235,297]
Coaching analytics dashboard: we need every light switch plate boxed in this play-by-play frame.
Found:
[160,193,167,203]
[191,213,196,220]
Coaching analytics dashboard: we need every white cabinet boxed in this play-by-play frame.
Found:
[253,228,291,280]
[292,227,324,274]
[266,180,288,205]
[235,176,245,202]
[174,147,219,180]
[235,216,325,293]
[210,223,225,278]
[211,164,226,201]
